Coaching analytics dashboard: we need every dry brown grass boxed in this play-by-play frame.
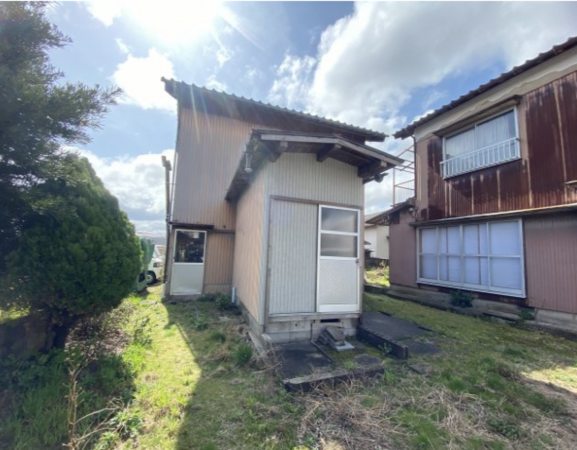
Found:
[293,366,577,450]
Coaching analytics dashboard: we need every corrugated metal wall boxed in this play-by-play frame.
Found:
[266,153,363,207]
[524,212,577,314]
[203,232,235,293]
[172,110,255,229]
[268,199,317,315]
[416,71,577,221]
[232,169,267,323]
[263,153,365,319]
[389,210,417,288]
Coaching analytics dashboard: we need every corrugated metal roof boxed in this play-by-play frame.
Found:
[394,36,577,139]
[162,78,386,142]
[366,198,415,225]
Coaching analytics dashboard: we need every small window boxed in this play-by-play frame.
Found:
[442,109,520,178]
[321,234,358,258]
[319,206,359,259]
[321,208,358,233]
[174,230,205,263]
[418,220,524,297]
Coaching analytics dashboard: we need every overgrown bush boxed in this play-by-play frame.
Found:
[450,290,474,308]
[216,293,233,311]
[3,155,141,348]
[232,343,253,366]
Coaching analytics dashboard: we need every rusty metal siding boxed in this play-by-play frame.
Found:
[416,71,577,221]
[389,210,417,288]
[268,199,317,315]
[266,153,364,207]
[524,212,577,314]
[172,110,255,229]
[232,168,266,324]
[203,232,235,293]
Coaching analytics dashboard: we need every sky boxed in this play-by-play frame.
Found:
[47,1,577,236]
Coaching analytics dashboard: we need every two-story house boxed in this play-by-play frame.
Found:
[385,37,577,329]
[161,79,402,343]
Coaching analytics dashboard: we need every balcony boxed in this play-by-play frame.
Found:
[441,138,520,178]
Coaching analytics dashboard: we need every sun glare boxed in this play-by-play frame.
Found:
[125,2,224,46]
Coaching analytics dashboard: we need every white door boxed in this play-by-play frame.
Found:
[317,206,361,313]
[170,230,206,295]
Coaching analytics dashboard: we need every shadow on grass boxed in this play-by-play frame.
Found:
[0,348,137,450]
[163,299,302,450]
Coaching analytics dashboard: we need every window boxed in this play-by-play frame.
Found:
[442,109,520,178]
[319,206,359,258]
[174,230,205,263]
[418,220,525,297]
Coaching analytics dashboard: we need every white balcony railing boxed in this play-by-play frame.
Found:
[441,138,520,178]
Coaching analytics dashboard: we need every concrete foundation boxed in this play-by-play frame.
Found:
[535,309,577,333]
[263,317,358,344]
[389,283,577,334]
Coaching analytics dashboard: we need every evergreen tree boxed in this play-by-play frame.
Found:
[4,154,141,347]
[0,2,119,272]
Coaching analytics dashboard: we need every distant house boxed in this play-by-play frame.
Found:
[161,79,402,343]
[386,37,577,328]
[364,212,389,261]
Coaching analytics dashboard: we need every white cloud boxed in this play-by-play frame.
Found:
[270,2,577,131]
[115,38,130,55]
[268,1,577,211]
[112,48,176,112]
[216,46,233,68]
[73,148,174,221]
[269,54,316,109]
[85,1,122,27]
[421,90,445,111]
[130,220,168,236]
[205,75,227,92]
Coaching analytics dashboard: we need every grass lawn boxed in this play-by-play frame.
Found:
[2,287,577,449]
[364,265,389,287]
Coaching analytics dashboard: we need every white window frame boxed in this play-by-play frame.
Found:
[416,219,526,298]
[316,205,361,313]
[173,229,207,266]
[441,107,521,178]
[317,205,360,261]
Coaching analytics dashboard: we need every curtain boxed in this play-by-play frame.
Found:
[475,110,516,149]
[445,127,475,158]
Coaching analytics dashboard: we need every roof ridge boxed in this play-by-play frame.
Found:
[164,79,387,140]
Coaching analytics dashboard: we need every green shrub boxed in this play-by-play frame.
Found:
[216,294,233,311]
[192,315,208,331]
[3,155,141,348]
[232,344,253,366]
[108,407,143,439]
[208,331,227,343]
[450,290,474,308]
[519,309,535,321]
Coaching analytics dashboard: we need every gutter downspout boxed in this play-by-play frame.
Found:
[412,135,417,214]
[161,155,172,284]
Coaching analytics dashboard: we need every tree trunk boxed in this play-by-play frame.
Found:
[52,315,76,349]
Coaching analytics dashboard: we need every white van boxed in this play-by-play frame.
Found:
[146,245,166,285]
